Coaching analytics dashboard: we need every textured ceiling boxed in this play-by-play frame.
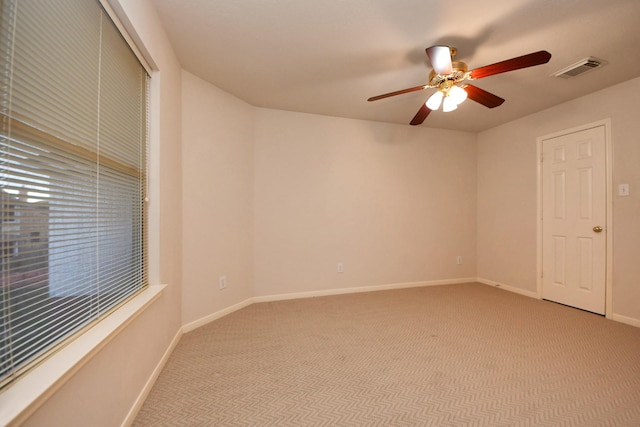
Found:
[151,0,640,132]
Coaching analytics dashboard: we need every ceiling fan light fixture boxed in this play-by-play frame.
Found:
[449,85,468,105]
[368,46,552,125]
[442,96,458,112]
[426,91,444,110]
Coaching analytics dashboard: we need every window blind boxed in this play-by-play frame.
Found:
[0,0,148,388]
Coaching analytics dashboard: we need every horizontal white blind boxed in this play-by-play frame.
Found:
[0,0,148,388]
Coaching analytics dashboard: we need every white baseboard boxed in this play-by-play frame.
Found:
[253,278,477,303]
[122,327,183,427]
[476,277,539,299]
[611,313,640,328]
[475,279,640,329]
[182,298,254,333]
[181,278,478,331]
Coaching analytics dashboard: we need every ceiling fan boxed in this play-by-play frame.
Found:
[367,46,552,125]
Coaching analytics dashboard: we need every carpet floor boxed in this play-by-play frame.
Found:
[133,283,640,426]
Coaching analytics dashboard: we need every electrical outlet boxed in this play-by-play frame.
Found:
[219,275,227,290]
[619,183,630,197]
[457,256,462,265]
[337,262,344,273]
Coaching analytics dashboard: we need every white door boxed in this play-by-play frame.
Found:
[541,125,606,314]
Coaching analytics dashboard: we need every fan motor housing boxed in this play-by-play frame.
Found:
[428,60,469,89]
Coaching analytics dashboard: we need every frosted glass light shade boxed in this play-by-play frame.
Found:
[426,91,443,110]
[442,96,458,112]
[449,85,468,105]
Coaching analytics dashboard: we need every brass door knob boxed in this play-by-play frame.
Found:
[593,226,603,233]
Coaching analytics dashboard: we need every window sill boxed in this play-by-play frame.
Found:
[0,284,166,426]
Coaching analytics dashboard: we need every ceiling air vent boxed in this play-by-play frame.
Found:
[552,57,605,78]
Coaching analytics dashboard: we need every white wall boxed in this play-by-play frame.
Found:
[20,0,184,425]
[477,76,640,322]
[254,109,477,297]
[179,74,478,311]
[181,71,255,326]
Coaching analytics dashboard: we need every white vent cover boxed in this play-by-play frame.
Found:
[552,57,606,78]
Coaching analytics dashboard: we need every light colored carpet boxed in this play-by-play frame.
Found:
[133,283,640,426]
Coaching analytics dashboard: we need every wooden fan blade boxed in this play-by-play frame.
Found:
[464,84,505,108]
[410,104,431,125]
[367,84,427,102]
[426,45,453,75]
[469,50,551,79]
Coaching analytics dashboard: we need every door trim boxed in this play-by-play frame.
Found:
[536,119,613,318]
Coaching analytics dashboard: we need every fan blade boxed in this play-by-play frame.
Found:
[367,84,427,102]
[409,104,431,125]
[464,84,505,108]
[426,45,453,75]
[469,50,551,79]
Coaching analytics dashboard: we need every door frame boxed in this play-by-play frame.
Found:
[536,119,613,318]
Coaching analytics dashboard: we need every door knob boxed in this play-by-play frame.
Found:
[593,226,603,233]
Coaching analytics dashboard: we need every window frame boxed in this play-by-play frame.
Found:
[0,0,161,422]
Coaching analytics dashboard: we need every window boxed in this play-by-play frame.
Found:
[0,0,148,388]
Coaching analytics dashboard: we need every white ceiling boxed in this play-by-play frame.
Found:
[151,0,640,132]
